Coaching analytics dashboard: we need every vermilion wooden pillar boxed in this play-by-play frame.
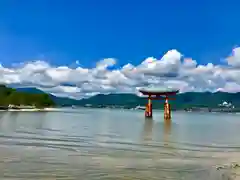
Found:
[164,96,171,120]
[145,96,153,118]
[139,88,178,120]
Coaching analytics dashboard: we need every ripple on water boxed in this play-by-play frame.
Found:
[0,110,239,179]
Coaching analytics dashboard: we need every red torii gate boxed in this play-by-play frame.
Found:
[139,87,179,120]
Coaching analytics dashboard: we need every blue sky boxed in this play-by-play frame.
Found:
[0,0,240,98]
[0,0,239,67]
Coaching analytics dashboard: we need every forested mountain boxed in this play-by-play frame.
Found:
[0,85,54,107]
[15,87,240,109]
[78,92,240,109]
[16,87,79,106]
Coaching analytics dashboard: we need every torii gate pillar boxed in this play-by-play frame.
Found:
[139,87,179,120]
[145,97,153,118]
[164,97,171,120]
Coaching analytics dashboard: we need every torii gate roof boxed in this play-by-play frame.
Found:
[139,87,179,96]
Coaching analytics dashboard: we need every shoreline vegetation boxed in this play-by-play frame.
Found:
[80,104,240,113]
[0,105,60,112]
[1,85,240,113]
[0,85,55,111]
[74,93,240,113]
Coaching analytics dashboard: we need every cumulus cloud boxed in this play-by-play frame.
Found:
[226,47,240,67]
[1,48,240,99]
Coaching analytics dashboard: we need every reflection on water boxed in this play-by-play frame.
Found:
[0,109,239,179]
[142,118,153,141]
[163,119,171,146]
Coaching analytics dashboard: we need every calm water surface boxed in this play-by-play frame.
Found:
[0,108,239,179]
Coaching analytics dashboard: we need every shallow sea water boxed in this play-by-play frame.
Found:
[0,108,239,179]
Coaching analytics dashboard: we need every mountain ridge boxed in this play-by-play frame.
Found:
[15,87,80,106]
[0,85,54,108]
[15,87,240,109]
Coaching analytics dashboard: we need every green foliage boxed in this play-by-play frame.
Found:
[15,87,79,107]
[77,92,240,109]
[0,85,55,108]
[14,87,240,109]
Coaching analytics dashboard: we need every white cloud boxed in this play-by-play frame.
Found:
[1,48,240,99]
[226,47,240,67]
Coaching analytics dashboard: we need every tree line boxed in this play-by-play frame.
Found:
[0,85,55,108]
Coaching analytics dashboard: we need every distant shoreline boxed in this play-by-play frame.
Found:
[1,105,240,114]
[0,107,62,112]
[79,105,240,114]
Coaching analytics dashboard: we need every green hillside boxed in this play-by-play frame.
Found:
[16,87,79,106]
[14,87,240,109]
[78,92,240,109]
[0,85,55,108]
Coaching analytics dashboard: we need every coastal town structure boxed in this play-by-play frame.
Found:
[139,87,179,120]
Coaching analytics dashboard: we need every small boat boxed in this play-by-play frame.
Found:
[135,105,146,110]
